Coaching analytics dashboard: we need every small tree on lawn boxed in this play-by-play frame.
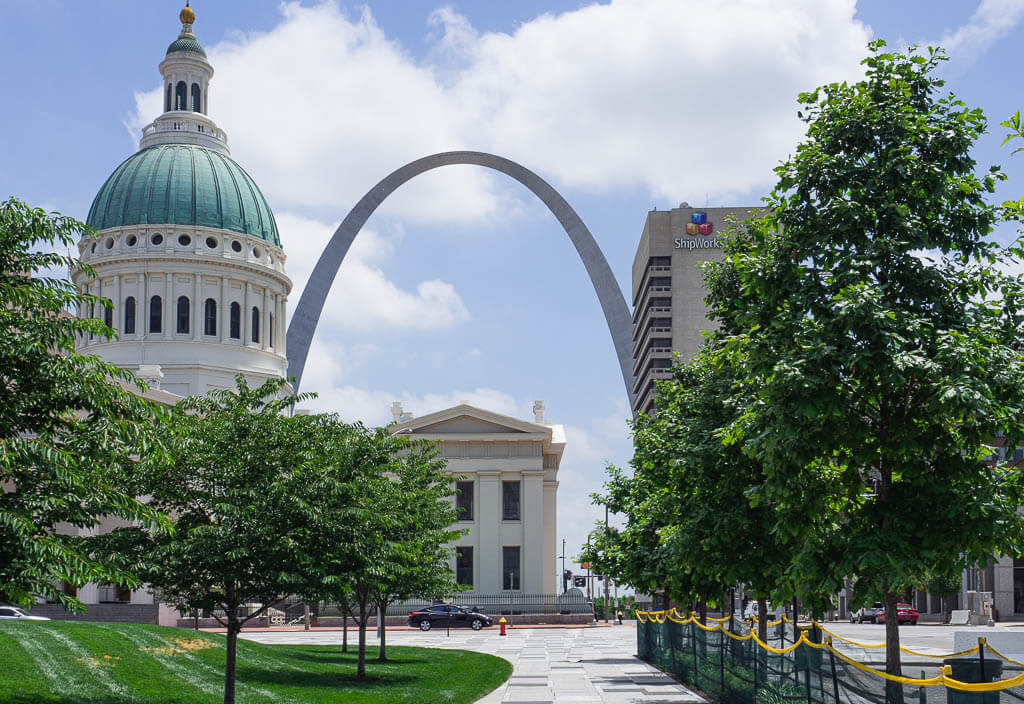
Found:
[372,438,461,662]
[109,375,316,704]
[708,42,1024,685]
[0,198,163,609]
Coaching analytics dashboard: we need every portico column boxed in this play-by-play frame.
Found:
[522,472,545,593]
[478,472,501,593]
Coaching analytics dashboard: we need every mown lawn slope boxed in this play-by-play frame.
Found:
[0,620,511,703]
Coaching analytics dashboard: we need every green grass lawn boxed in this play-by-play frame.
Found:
[0,620,511,703]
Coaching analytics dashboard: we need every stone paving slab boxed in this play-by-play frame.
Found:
[241,623,707,703]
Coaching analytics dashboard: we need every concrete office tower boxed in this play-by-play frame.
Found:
[631,205,755,415]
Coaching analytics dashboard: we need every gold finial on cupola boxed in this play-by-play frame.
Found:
[180,2,195,27]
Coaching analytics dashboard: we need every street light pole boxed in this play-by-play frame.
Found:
[604,504,610,623]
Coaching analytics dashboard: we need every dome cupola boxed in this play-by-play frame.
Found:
[75,3,290,400]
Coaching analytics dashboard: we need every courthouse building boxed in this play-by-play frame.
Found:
[390,401,563,596]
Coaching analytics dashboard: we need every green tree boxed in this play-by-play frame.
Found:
[707,42,1024,680]
[0,198,162,609]
[109,376,316,704]
[298,421,460,678]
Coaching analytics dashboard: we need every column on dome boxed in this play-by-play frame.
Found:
[243,282,252,346]
[278,296,287,356]
[193,273,202,340]
[112,274,121,336]
[138,273,147,338]
[219,276,228,344]
[163,275,173,339]
[262,288,270,351]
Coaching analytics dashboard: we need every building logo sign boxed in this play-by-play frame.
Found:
[674,211,721,250]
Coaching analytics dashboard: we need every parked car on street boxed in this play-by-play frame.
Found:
[0,606,49,620]
[876,603,919,625]
[408,604,492,631]
[851,602,884,623]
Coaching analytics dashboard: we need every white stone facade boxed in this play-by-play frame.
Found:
[393,403,564,595]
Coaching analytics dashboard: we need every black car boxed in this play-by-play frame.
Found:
[850,602,884,623]
[408,605,492,631]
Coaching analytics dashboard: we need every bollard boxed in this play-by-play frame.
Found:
[499,617,507,636]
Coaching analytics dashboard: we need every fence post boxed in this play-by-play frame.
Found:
[979,637,986,681]
[752,637,759,704]
[692,619,698,687]
[804,639,813,704]
[919,670,926,704]
[828,640,841,704]
[720,628,726,696]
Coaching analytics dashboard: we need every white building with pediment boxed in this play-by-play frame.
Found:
[391,401,564,595]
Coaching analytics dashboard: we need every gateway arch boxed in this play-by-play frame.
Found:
[285,151,635,410]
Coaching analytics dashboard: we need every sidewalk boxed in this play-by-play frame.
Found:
[242,622,707,704]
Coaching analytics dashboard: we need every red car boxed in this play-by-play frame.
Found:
[875,603,918,625]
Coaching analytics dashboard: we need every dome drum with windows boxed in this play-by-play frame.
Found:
[75,3,291,399]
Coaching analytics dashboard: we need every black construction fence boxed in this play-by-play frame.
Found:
[636,610,1024,704]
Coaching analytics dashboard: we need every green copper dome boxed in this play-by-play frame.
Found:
[166,36,206,57]
[87,144,280,246]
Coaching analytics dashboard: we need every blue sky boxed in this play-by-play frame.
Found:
[4,0,1024,582]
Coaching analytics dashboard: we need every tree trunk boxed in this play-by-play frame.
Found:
[757,597,768,643]
[356,593,369,680]
[224,616,241,704]
[883,589,904,704]
[340,595,349,653]
[699,598,707,625]
[376,598,389,662]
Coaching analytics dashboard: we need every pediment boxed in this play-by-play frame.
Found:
[415,415,530,434]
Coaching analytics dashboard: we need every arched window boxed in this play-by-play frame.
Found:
[191,83,201,113]
[104,305,113,329]
[229,302,240,339]
[124,296,136,335]
[175,81,187,111]
[165,84,172,112]
[251,307,260,343]
[88,303,95,339]
[204,298,217,336]
[149,296,162,333]
[269,313,274,348]
[176,296,190,334]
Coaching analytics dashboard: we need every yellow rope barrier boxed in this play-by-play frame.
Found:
[636,611,1024,692]
[983,643,1024,669]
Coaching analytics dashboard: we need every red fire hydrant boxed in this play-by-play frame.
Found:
[499,617,507,636]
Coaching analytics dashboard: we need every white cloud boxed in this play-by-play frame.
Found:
[276,211,469,331]
[128,0,873,221]
[925,0,1024,64]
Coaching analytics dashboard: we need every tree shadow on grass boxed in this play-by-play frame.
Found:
[238,665,418,689]
[278,649,431,667]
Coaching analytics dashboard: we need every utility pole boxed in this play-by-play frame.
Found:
[604,504,610,623]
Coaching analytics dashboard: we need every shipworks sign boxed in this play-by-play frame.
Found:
[674,210,721,249]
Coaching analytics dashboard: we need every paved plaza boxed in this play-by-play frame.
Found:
[241,623,706,704]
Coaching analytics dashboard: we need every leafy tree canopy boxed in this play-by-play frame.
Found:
[0,197,163,609]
